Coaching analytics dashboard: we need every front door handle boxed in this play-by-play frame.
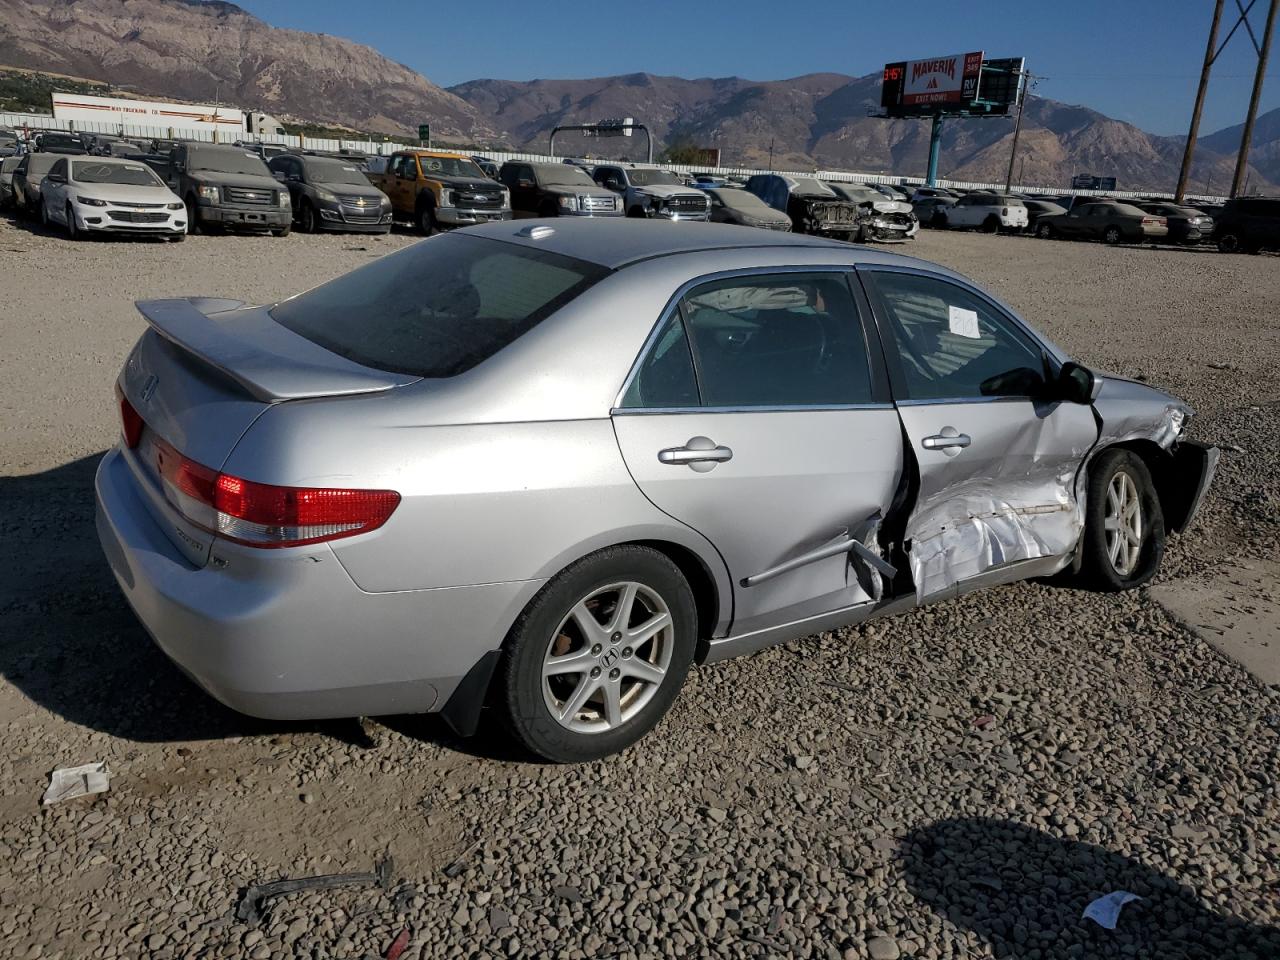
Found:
[921,431,971,451]
[658,436,733,471]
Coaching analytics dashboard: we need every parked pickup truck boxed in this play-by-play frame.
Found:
[590,164,710,221]
[169,142,292,236]
[367,150,511,233]
[499,161,622,218]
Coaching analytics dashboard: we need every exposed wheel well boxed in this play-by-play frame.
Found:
[1097,438,1204,535]
[629,539,721,661]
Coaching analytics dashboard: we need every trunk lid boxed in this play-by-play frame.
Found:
[118,298,418,565]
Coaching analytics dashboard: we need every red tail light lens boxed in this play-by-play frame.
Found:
[116,385,143,449]
[149,434,399,548]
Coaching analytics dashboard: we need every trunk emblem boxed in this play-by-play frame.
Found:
[141,374,159,402]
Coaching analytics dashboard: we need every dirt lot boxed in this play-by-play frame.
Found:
[0,217,1277,959]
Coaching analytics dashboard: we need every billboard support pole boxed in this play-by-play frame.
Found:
[1231,0,1278,197]
[926,116,944,186]
[1176,0,1225,202]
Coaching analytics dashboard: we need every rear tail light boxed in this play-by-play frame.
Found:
[116,384,143,449]
[1141,216,1167,226]
[1001,207,1009,216]
[149,433,399,548]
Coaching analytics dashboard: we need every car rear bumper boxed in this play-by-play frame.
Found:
[94,447,542,721]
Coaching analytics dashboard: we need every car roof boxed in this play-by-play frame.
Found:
[463,218,912,270]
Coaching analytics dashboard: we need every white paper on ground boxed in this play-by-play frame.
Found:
[947,305,981,339]
[1082,891,1142,929]
[42,761,111,805]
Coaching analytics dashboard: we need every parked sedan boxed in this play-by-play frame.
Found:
[0,155,21,208]
[40,156,186,240]
[269,154,392,233]
[96,221,1216,762]
[1128,202,1214,244]
[913,195,957,228]
[1035,202,1168,244]
[9,152,60,219]
[705,186,792,230]
[1021,199,1067,233]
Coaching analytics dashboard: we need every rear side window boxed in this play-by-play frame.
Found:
[271,234,610,378]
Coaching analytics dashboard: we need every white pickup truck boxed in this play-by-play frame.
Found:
[939,192,1029,232]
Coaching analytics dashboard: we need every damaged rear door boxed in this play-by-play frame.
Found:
[859,268,1098,602]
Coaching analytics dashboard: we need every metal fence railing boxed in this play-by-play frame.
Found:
[0,110,1228,204]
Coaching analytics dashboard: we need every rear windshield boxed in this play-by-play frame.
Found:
[270,234,610,378]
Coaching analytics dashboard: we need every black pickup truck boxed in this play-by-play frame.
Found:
[169,142,292,236]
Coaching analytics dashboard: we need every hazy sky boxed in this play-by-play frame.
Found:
[237,0,1277,136]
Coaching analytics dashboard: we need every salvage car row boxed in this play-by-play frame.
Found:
[1,129,1276,252]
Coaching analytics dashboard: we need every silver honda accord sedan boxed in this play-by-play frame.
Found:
[96,219,1218,761]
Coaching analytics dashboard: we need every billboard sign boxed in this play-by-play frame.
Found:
[1071,174,1118,191]
[583,117,635,138]
[901,52,983,106]
[51,93,244,134]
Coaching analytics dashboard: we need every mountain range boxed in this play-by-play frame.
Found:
[0,0,1275,193]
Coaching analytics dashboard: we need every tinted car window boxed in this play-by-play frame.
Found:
[271,234,610,378]
[870,271,1045,401]
[679,273,873,406]
[619,313,699,408]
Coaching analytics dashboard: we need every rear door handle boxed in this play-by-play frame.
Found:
[921,432,971,450]
[658,436,733,469]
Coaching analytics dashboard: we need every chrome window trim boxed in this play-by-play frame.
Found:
[613,263,870,412]
[612,402,895,416]
[895,396,1031,407]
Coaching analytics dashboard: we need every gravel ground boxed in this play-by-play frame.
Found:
[0,216,1277,959]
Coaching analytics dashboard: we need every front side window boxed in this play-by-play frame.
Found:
[869,271,1046,401]
[681,273,873,407]
[271,234,610,378]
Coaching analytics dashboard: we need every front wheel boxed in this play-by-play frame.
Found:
[498,545,697,762]
[417,204,437,235]
[65,203,81,240]
[1078,449,1165,591]
[299,202,318,233]
[270,222,291,237]
[1036,221,1055,239]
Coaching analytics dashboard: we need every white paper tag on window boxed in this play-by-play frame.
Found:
[948,305,981,339]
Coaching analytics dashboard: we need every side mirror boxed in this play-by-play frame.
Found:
[272,171,286,182]
[517,179,533,188]
[1056,361,1100,404]
[606,179,621,190]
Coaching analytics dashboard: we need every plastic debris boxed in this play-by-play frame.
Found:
[384,926,410,960]
[42,762,110,805]
[1082,891,1142,929]
[236,856,394,925]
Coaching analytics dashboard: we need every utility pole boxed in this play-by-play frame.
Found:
[1232,0,1278,196]
[1177,0,1225,202]
[1004,67,1032,192]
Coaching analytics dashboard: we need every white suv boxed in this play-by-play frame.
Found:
[939,192,1029,232]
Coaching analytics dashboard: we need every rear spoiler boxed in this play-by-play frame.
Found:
[135,298,419,402]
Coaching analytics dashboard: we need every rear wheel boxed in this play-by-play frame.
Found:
[498,545,697,762]
[1103,225,1122,245]
[1216,231,1243,254]
[1079,449,1165,591]
[936,212,950,230]
[982,215,1000,234]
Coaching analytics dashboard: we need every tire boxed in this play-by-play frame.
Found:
[270,222,291,238]
[299,202,317,234]
[982,215,1000,234]
[1079,449,1166,591]
[627,206,647,219]
[936,213,950,230]
[168,233,185,243]
[184,195,201,236]
[417,204,436,235]
[65,203,80,240]
[497,545,697,762]
[1036,221,1056,239]
[39,200,49,228]
[1216,231,1243,253]
[1103,225,1122,245]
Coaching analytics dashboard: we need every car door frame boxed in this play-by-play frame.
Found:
[611,263,911,661]
[855,263,1097,603]
[43,157,69,222]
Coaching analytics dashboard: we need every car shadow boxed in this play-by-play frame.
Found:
[900,817,1279,958]
[0,453,496,755]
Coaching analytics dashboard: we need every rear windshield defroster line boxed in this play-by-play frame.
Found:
[270,234,611,379]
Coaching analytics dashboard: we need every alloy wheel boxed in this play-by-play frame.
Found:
[1104,226,1121,244]
[541,581,674,734]
[1104,470,1143,576]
